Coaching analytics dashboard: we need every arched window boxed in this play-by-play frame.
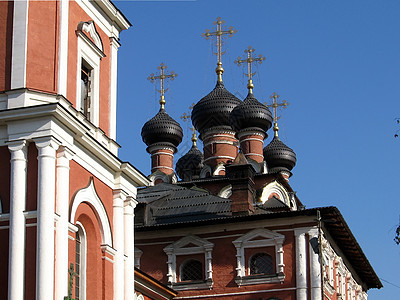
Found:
[180,259,203,281]
[249,253,273,275]
[75,222,87,300]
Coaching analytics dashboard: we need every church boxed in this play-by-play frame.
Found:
[0,0,381,300]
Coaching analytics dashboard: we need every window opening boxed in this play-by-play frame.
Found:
[75,230,81,299]
[181,259,203,281]
[249,253,273,275]
[80,60,92,120]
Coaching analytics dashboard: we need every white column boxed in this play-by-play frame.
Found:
[113,190,125,300]
[295,229,308,300]
[109,36,120,140]
[124,196,137,300]
[35,137,59,300]
[309,228,322,300]
[7,140,28,300]
[55,146,74,300]
[205,247,213,280]
[57,0,69,96]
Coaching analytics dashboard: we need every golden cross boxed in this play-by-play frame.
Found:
[180,104,197,146]
[234,46,266,93]
[147,63,177,110]
[202,17,237,82]
[266,92,289,137]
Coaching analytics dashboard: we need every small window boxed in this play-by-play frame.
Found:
[181,259,203,281]
[80,60,93,120]
[249,253,273,275]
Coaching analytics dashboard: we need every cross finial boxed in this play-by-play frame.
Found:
[191,127,198,147]
[234,46,266,94]
[180,103,198,146]
[267,92,289,137]
[202,17,237,82]
[147,63,177,110]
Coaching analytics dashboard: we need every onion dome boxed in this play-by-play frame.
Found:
[191,81,241,134]
[141,108,183,148]
[229,92,273,132]
[176,132,204,180]
[263,136,296,172]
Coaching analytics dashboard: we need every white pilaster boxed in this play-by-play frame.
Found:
[57,0,69,96]
[109,37,120,140]
[55,146,74,300]
[295,229,308,300]
[124,196,137,300]
[7,140,28,300]
[35,137,60,300]
[113,189,125,300]
[309,228,322,300]
[11,0,29,89]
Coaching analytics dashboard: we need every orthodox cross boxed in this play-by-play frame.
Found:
[234,46,266,93]
[147,63,177,110]
[202,17,237,81]
[267,92,289,137]
[180,104,198,147]
[64,263,78,300]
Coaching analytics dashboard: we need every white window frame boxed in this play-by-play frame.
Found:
[76,21,104,127]
[75,221,87,300]
[233,228,285,286]
[163,235,214,291]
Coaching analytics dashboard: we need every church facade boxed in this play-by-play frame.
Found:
[135,18,382,300]
[0,1,381,300]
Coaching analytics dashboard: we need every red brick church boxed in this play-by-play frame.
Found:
[0,1,381,300]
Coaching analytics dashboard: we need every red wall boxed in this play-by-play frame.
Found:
[0,0,13,91]
[26,0,58,93]
[138,228,297,300]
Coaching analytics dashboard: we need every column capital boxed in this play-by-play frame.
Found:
[34,136,61,150]
[124,197,138,209]
[7,139,28,152]
[109,36,121,49]
[56,146,75,160]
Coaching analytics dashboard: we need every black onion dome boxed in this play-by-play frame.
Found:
[176,145,204,180]
[263,136,296,171]
[230,92,273,132]
[141,109,183,147]
[191,81,241,133]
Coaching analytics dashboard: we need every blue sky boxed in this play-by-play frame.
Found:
[114,1,400,298]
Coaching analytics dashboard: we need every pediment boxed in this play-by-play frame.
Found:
[233,228,285,246]
[164,235,213,252]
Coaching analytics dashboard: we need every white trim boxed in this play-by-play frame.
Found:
[57,0,69,96]
[259,180,290,207]
[70,178,113,246]
[75,221,87,300]
[76,30,102,126]
[204,155,235,163]
[79,21,103,52]
[174,287,297,299]
[232,228,285,286]
[164,235,214,290]
[217,185,232,198]
[212,163,225,176]
[199,164,212,178]
[109,37,119,140]
[11,0,29,89]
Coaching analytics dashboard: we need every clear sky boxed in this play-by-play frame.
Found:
[114,1,400,298]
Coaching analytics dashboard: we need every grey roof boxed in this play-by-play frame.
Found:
[136,183,232,225]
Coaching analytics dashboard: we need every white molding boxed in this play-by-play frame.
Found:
[259,180,290,208]
[232,228,285,286]
[70,178,112,246]
[199,164,212,178]
[78,21,104,52]
[109,37,120,140]
[217,185,232,198]
[75,221,87,300]
[57,0,69,96]
[164,235,214,289]
[76,31,101,127]
[212,163,225,176]
[11,0,29,89]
